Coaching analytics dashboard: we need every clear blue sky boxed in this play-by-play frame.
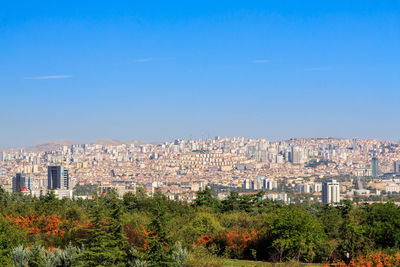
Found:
[1,1,399,148]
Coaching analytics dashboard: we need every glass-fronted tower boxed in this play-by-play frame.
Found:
[372,158,379,178]
[12,173,33,192]
[48,166,69,189]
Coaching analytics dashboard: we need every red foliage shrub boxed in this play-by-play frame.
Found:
[7,213,78,238]
[325,251,400,267]
[196,228,259,259]
[124,224,151,250]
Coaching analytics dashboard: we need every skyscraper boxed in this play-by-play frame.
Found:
[48,166,69,190]
[291,146,302,164]
[263,178,277,190]
[394,160,400,173]
[322,179,340,204]
[372,157,379,177]
[12,173,33,192]
[242,179,251,190]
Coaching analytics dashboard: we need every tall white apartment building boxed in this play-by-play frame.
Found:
[322,179,340,204]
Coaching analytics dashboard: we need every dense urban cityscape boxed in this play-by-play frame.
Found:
[2,137,400,204]
[2,1,399,266]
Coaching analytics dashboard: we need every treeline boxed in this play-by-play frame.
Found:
[0,186,400,266]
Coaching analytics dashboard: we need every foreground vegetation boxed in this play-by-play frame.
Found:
[1,186,400,266]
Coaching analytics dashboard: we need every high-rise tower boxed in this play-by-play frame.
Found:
[12,173,33,192]
[322,179,340,204]
[48,166,69,189]
[372,157,379,177]
[394,160,400,173]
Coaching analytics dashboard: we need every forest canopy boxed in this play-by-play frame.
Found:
[1,186,400,266]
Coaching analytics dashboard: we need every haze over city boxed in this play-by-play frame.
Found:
[1,0,399,148]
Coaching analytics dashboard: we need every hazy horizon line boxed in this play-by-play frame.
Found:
[1,136,399,151]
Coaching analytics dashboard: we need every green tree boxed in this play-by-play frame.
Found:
[78,193,127,266]
[123,192,138,212]
[364,203,400,248]
[193,186,220,210]
[338,204,371,258]
[0,217,27,266]
[266,206,326,262]
[28,244,45,267]
[146,199,174,266]
[221,191,240,212]
[238,191,264,213]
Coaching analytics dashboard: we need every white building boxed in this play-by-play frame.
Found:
[386,183,400,193]
[265,192,288,203]
[295,183,311,193]
[312,183,322,193]
[263,179,277,190]
[322,179,340,204]
[242,179,251,189]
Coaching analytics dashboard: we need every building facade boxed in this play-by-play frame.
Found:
[12,173,33,192]
[48,166,69,190]
[394,160,400,173]
[322,179,340,204]
[372,157,379,177]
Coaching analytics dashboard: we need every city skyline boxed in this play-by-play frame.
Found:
[1,1,399,148]
[1,136,400,151]
[3,135,400,199]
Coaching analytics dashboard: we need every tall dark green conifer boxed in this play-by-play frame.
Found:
[78,192,127,267]
[192,186,220,210]
[147,201,173,266]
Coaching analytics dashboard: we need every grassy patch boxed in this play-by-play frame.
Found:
[222,259,323,267]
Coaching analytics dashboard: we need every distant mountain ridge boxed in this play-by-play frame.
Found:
[28,140,79,152]
[91,139,122,145]
[1,139,146,152]
[91,139,146,146]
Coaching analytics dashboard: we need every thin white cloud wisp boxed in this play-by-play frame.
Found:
[24,75,72,80]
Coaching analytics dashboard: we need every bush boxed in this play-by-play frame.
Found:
[9,245,31,267]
